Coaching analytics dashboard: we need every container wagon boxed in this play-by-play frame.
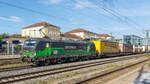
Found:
[119,43,133,55]
[92,40,120,57]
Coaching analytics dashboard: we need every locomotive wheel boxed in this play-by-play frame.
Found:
[57,59,62,64]
[70,58,74,62]
[35,61,43,66]
[44,59,50,66]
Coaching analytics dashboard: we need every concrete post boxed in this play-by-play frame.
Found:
[7,41,9,55]
[12,44,14,55]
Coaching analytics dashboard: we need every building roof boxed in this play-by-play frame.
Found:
[123,35,142,38]
[23,22,59,29]
[98,34,111,37]
[9,34,22,38]
[66,28,97,34]
[61,33,81,39]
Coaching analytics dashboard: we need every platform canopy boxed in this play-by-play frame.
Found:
[12,40,22,44]
[0,41,8,44]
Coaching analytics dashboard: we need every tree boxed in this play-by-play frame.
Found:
[0,33,9,41]
[25,36,30,39]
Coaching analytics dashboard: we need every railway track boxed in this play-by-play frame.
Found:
[0,54,145,72]
[0,54,145,73]
[77,57,150,84]
[0,65,33,72]
[0,58,21,66]
[0,54,147,84]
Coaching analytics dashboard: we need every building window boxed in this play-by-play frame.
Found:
[52,30,54,39]
[24,31,26,36]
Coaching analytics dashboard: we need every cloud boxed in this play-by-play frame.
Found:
[75,0,97,9]
[39,0,62,5]
[0,16,22,22]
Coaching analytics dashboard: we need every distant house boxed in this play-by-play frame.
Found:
[123,35,142,45]
[9,34,22,38]
[2,34,25,44]
[98,34,114,40]
[66,28,98,39]
[61,33,81,41]
[22,22,60,40]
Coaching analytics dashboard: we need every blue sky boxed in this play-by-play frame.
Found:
[0,0,150,38]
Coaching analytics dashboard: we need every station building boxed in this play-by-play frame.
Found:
[22,22,60,40]
[123,35,142,45]
[123,35,144,52]
[65,28,99,40]
[60,32,81,41]
[141,38,150,52]
[98,34,114,40]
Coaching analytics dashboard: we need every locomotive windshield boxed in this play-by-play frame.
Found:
[24,40,36,47]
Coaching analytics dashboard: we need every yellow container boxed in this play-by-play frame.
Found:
[92,40,119,56]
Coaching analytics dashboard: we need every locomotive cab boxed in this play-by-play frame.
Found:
[22,39,37,62]
[22,38,50,63]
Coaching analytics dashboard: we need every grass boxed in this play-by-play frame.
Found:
[0,62,29,69]
[147,54,150,58]
[33,80,48,84]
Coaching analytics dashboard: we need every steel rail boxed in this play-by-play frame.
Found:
[0,54,147,84]
[0,54,145,72]
[76,57,150,84]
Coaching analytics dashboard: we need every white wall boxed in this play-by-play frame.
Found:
[22,26,44,38]
[61,37,79,41]
[70,32,98,39]
[70,32,84,38]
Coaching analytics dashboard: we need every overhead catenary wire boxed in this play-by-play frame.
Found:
[68,0,141,37]
[0,0,140,37]
[0,1,68,21]
[0,0,110,33]
[64,0,129,36]
[85,0,144,36]
[88,0,141,28]
[95,0,143,29]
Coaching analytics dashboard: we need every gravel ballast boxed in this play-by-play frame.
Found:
[0,54,144,78]
[9,54,148,84]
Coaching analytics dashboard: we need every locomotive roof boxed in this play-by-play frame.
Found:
[25,38,50,41]
[25,38,90,44]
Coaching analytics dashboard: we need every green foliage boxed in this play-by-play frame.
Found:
[0,33,9,41]
[25,36,30,39]
[0,62,28,69]
[33,80,48,84]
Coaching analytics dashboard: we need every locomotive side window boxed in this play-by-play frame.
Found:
[37,41,46,50]
[51,42,64,47]
[24,40,36,47]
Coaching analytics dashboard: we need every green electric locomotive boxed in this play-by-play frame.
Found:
[22,38,96,65]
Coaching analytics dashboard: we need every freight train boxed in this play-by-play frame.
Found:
[22,38,135,66]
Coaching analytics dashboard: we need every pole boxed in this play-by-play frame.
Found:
[48,28,50,38]
[7,41,9,55]
[145,30,149,52]
[110,32,113,41]
[12,43,14,55]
